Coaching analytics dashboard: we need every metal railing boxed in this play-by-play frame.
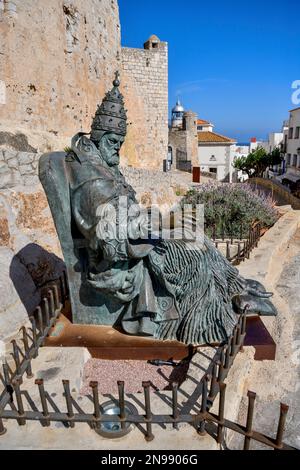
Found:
[205,386,295,450]
[0,303,245,438]
[208,223,261,265]
[0,272,298,450]
[0,272,69,432]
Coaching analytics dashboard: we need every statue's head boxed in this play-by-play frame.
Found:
[98,132,125,167]
[90,72,127,167]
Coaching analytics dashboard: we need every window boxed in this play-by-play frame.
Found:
[209,168,217,174]
[286,154,291,166]
[295,127,300,139]
[197,126,203,131]
[293,154,298,167]
[167,146,173,164]
[289,127,294,139]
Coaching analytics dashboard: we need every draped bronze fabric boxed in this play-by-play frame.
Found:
[65,134,247,344]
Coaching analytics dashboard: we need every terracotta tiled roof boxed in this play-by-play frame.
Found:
[198,131,236,143]
[197,119,210,125]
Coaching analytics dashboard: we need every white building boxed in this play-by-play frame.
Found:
[268,132,284,152]
[232,131,284,180]
[257,132,283,154]
[284,107,300,174]
[232,144,251,182]
[249,138,260,153]
[197,119,214,133]
[197,119,236,182]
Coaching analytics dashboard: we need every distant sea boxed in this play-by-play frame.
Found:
[237,142,250,146]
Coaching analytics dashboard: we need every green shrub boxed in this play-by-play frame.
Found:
[181,183,279,238]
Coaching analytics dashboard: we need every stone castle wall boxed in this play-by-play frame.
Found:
[121,40,168,169]
[184,112,199,168]
[0,1,169,170]
[169,112,199,171]
[0,149,194,206]
[0,0,121,152]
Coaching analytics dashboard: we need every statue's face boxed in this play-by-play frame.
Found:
[98,132,124,167]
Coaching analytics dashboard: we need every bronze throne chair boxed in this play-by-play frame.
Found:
[39,152,125,327]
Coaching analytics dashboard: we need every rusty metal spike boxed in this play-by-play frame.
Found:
[142,381,154,442]
[20,327,33,379]
[198,375,209,436]
[48,290,55,317]
[172,382,179,430]
[52,285,60,311]
[62,380,75,428]
[13,378,26,426]
[11,340,21,376]
[35,379,50,427]
[90,381,101,426]
[217,382,226,445]
[117,381,126,431]
[275,403,289,449]
[43,297,50,327]
[36,306,43,334]
[243,391,257,450]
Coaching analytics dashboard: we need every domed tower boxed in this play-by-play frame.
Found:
[171,100,184,128]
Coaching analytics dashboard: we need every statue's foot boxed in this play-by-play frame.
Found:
[244,278,267,293]
[232,293,277,316]
[240,278,274,299]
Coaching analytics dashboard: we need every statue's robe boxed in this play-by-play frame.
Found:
[66,135,246,344]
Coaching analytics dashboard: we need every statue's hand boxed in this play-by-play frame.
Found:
[118,272,135,296]
[88,263,143,303]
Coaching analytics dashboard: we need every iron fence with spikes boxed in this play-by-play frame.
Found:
[209,223,261,265]
[0,272,298,450]
[0,372,296,450]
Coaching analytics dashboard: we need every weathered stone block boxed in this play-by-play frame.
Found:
[0,170,20,188]
[19,164,35,175]
[18,152,35,164]
[6,156,18,168]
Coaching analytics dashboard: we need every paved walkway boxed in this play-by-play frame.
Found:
[1,210,300,450]
[231,228,300,449]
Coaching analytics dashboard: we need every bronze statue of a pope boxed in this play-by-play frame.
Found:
[39,72,276,346]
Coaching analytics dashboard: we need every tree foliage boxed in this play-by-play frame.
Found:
[233,146,283,178]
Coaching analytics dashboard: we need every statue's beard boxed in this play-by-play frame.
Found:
[106,153,120,167]
[98,146,120,167]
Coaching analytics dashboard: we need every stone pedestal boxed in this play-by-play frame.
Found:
[244,316,276,361]
[45,309,193,360]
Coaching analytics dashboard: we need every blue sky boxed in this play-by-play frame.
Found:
[118,0,300,142]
